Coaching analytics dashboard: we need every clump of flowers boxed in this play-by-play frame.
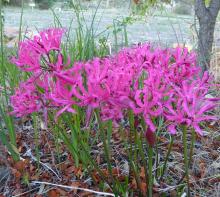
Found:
[10,28,219,136]
[10,78,42,117]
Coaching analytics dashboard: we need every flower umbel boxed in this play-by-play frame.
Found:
[10,28,219,135]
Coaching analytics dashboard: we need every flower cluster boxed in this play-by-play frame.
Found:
[10,28,219,135]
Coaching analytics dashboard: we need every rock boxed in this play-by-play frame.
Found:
[4,27,38,48]
[4,27,19,40]
[6,37,18,48]
[0,148,9,184]
[0,144,9,184]
[0,166,9,181]
[206,161,220,177]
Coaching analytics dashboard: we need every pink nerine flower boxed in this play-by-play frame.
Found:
[10,78,43,117]
[11,28,65,72]
[32,28,65,54]
[49,79,76,120]
[133,82,165,132]
[11,41,41,72]
[165,74,219,135]
[9,28,219,134]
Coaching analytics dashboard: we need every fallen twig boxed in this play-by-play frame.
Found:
[157,174,220,192]
[23,145,61,180]
[12,187,40,197]
[32,180,116,196]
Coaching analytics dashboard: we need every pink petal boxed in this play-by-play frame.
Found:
[168,124,177,135]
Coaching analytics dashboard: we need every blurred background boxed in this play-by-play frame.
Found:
[1,0,220,80]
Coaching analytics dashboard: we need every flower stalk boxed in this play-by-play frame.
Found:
[160,135,174,180]
[148,144,153,197]
[8,27,220,196]
[182,124,190,197]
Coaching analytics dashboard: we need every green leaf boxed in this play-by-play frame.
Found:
[0,131,20,161]
[205,0,211,7]
[36,85,45,94]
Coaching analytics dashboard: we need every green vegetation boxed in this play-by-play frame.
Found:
[0,1,219,197]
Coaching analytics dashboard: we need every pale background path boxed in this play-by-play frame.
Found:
[4,7,194,46]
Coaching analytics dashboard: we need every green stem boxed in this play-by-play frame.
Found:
[189,129,196,167]
[138,131,148,192]
[95,110,119,196]
[33,113,40,170]
[155,134,159,179]
[128,110,138,163]
[139,116,149,189]
[113,21,118,52]
[53,115,113,192]
[61,113,79,166]
[182,125,190,197]
[128,110,142,194]
[0,0,8,104]
[18,0,24,42]
[160,136,174,180]
[128,110,134,181]
[73,107,81,167]
[148,145,153,197]
[123,24,128,46]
